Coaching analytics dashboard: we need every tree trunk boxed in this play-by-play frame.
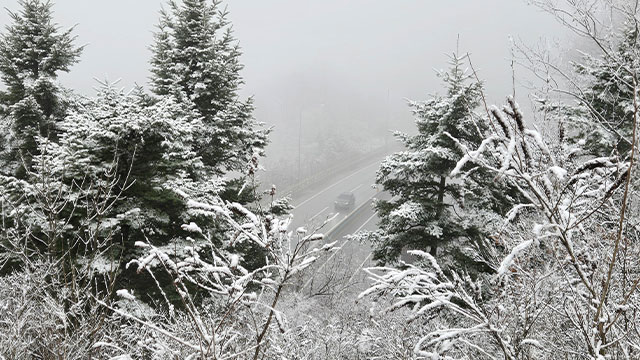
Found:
[431,175,447,257]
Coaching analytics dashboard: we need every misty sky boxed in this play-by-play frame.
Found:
[0,0,572,163]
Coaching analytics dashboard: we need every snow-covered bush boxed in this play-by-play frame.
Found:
[362,93,640,358]
[0,260,123,359]
[99,189,339,359]
[263,292,427,360]
[0,134,127,359]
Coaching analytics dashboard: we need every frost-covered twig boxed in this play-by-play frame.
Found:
[111,184,339,359]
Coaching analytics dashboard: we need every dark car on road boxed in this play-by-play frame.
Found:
[334,192,355,211]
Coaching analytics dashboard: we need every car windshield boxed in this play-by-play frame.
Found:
[338,193,352,200]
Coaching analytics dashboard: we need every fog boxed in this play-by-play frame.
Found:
[0,0,572,187]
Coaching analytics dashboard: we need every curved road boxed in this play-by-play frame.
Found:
[287,156,391,296]
[289,159,381,236]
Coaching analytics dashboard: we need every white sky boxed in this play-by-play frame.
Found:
[0,0,574,157]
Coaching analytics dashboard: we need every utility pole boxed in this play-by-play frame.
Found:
[298,109,302,183]
[386,88,390,151]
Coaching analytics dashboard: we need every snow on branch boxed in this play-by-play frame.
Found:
[362,94,634,358]
[111,192,339,359]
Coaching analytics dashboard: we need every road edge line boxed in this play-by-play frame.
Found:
[325,192,378,237]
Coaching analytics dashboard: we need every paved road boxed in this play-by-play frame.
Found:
[297,193,385,297]
[286,156,392,297]
[289,159,382,237]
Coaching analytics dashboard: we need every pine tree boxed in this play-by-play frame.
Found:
[149,8,176,96]
[149,0,269,177]
[365,53,515,268]
[0,0,82,178]
[5,83,216,277]
[557,25,640,158]
[145,0,273,282]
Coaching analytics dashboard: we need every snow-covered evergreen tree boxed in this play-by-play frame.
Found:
[363,53,516,268]
[362,89,639,358]
[0,83,211,270]
[149,0,269,177]
[544,23,640,159]
[0,0,82,178]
